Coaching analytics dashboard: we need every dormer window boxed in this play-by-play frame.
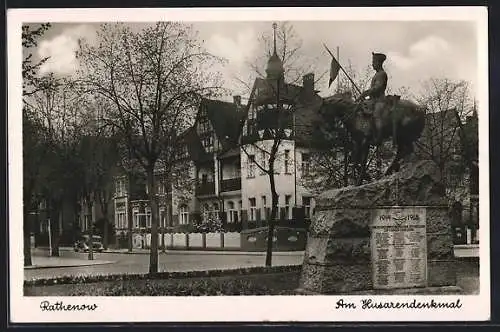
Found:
[248,105,256,120]
[202,135,213,152]
[200,105,208,117]
[198,119,210,134]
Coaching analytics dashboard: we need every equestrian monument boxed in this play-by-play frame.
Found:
[298,52,460,294]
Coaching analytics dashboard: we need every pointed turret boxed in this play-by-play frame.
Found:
[265,22,285,81]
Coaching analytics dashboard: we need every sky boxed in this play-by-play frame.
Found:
[29,20,479,102]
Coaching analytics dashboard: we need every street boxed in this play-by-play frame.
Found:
[24,248,304,280]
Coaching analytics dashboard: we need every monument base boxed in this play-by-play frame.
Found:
[295,286,463,295]
[299,160,458,294]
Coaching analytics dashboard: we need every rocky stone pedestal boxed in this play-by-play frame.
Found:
[298,160,461,295]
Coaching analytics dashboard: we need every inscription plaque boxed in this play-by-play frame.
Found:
[371,207,427,289]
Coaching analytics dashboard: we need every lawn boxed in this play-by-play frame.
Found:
[24,259,479,296]
[24,270,301,296]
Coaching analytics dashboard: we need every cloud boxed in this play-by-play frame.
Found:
[38,24,96,76]
[388,35,451,71]
[383,35,475,94]
[206,28,258,69]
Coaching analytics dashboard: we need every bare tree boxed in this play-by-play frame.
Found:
[76,22,225,274]
[22,23,52,266]
[22,23,51,96]
[24,74,87,257]
[414,78,474,201]
[75,99,121,258]
[238,22,323,266]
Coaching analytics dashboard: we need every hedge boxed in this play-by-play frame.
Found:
[24,264,302,287]
[25,269,303,296]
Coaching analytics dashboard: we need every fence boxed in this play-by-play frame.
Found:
[124,232,241,250]
[117,228,307,252]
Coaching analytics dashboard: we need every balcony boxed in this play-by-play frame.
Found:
[195,181,215,196]
[220,178,241,192]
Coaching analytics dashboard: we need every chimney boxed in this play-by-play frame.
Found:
[303,73,314,92]
[233,95,241,106]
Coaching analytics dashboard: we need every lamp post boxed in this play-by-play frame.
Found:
[47,218,52,257]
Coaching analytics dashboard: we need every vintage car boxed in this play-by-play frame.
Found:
[74,235,104,253]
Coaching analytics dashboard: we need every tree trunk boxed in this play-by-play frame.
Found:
[127,174,133,252]
[49,200,60,257]
[343,144,349,187]
[103,217,109,250]
[23,205,32,267]
[147,166,159,274]
[265,160,278,267]
[87,200,94,260]
[101,198,109,250]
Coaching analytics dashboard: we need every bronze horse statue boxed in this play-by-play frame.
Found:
[319,92,426,185]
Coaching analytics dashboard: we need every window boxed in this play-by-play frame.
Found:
[116,211,126,229]
[284,150,291,174]
[200,105,207,117]
[302,153,310,176]
[249,198,257,221]
[227,201,238,223]
[213,202,220,220]
[285,195,292,219]
[159,207,165,228]
[249,106,256,120]
[261,196,267,219]
[260,151,267,175]
[233,161,241,178]
[201,174,208,184]
[145,207,151,228]
[40,220,47,233]
[202,136,213,151]
[303,197,312,219]
[247,155,255,178]
[115,178,127,196]
[133,208,140,228]
[238,200,242,222]
[198,119,210,134]
[179,205,189,225]
[157,182,166,195]
[246,122,252,136]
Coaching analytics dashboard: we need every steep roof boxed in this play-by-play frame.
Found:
[180,126,211,162]
[202,98,245,151]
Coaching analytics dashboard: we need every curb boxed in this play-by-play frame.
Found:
[25,260,116,270]
[103,250,305,256]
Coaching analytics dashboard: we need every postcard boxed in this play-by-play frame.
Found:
[8,6,489,323]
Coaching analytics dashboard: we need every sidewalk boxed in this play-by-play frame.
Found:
[33,246,305,256]
[25,256,115,269]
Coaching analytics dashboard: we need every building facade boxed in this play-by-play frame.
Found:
[111,39,323,238]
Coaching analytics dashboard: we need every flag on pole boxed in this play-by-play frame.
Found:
[329,55,341,87]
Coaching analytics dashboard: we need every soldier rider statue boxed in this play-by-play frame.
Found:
[356,52,388,146]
